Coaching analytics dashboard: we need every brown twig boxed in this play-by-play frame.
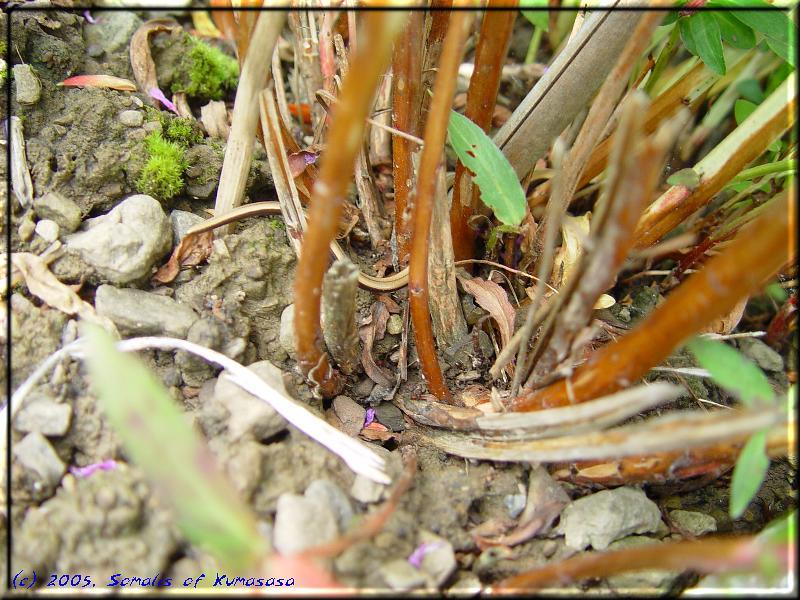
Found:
[511,190,792,411]
[408,11,473,403]
[293,12,405,399]
[391,12,424,265]
[450,5,517,263]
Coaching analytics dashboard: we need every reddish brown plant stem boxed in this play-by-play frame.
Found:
[450,6,517,263]
[493,536,763,591]
[294,12,404,398]
[420,1,453,119]
[408,11,473,403]
[511,192,791,411]
[391,12,424,265]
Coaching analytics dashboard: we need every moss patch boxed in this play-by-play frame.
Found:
[173,37,238,101]
[136,132,188,201]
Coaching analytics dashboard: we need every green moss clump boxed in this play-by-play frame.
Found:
[137,132,188,201]
[164,117,203,147]
[176,37,238,101]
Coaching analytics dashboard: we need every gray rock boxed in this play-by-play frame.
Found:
[279,304,296,359]
[332,395,366,437]
[504,493,526,519]
[418,530,457,588]
[213,362,287,442]
[305,479,353,533]
[119,110,144,128]
[375,402,406,432]
[14,432,66,488]
[273,492,338,555]
[83,10,143,57]
[387,314,403,335]
[739,338,784,372]
[13,64,41,104]
[170,210,205,244]
[34,219,59,243]
[558,487,662,551]
[185,144,223,199]
[14,397,72,436]
[380,559,427,591]
[526,465,570,533]
[33,191,82,233]
[669,510,717,537]
[605,536,680,591]
[354,378,375,399]
[445,572,482,597]
[350,474,385,504]
[95,285,198,338]
[66,194,172,284]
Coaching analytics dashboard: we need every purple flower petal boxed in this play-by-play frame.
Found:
[83,11,98,24]
[149,87,180,115]
[408,541,444,568]
[70,459,118,478]
[364,408,376,428]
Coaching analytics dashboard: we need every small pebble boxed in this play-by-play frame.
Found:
[119,110,144,127]
[332,395,366,437]
[279,304,296,359]
[387,314,403,335]
[13,64,41,104]
[35,219,60,242]
[350,474,385,504]
[669,510,717,537]
[375,402,406,432]
[380,559,427,591]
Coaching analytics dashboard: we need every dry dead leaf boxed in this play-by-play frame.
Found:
[200,100,231,140]
[287,150,319,178]
[10,252,116,333]
[459,276,516,351]
[58,75,137,91]
[358,301,394,388]
[130,18,182,99]
[153,231,214,284]
[551,212,591,290]
[700,296,748,335]
[460,384,490,407]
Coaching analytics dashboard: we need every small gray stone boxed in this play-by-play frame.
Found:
[213,362,288,442]
[83,11,143,56]
[526,464,570,533]
[739,338,784,372]
[95,284,198,338]
[669,510,717,537]
[33,192,82,233]
[387,314,403,335]
[418,530,457,588]
[445,572,482,597]
[354,378,375,399]
[375,402,406,432]
[34,219,59,242]
[273,492,338,555]
[279,304,296,359]
[558,487,661,551]
[13,64,41,104]
[333,395,366,437]
[14,397,72,436]
[380,559,427,591]
[350,474,386,504]
[119,110,144,128]
[504,493,526,519]
[13,432,66,488]
[305,479,353,533]
[185,144,223,199]
[170,210,205,244]
[66,194,172,284]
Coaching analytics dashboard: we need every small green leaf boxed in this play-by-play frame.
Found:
[83,324,267,570]
[765,281,789,303]
[715,12,756,49]
[687,337,775,405]
[666,167,701,188]
[448,110,527,227]
[679,12,726,75]
[730,429,769,519]
[734,98,758,125]
[712,0,796,65]
[520,0,549,31]
[736,79,765,104]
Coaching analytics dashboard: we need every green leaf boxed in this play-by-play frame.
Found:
[448,110,526,227]
[766,61,793,95]
[715,12,756,49]
[713,0,797,65]
[736,79,765,104]
[679,12,726,75]
[734,98,758,125]
[666,167,701,188]
[520,0,549,31]
[730,429,769,519]
[765,281,789,303]
[82,324,267,570]
[686,337,775,405]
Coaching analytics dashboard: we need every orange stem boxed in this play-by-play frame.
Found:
[511,191,791,410]
[293,12,405,398]
[408,11,472,402]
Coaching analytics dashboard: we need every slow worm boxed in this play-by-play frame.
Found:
[185,201,409,291]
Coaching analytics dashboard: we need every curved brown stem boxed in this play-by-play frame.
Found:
[293,12,405,398]
[450,5,517,263]
[511,190,791,411]
[408,11,473,402]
